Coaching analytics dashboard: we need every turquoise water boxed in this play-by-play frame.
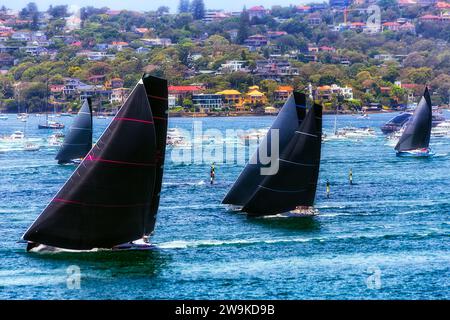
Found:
[0,113,449,300]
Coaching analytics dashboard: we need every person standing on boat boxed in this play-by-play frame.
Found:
[210,162,216,185]
[349,168,353,185]
[326,180,330,198]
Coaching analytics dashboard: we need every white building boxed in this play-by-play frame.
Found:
[219,60,249,73]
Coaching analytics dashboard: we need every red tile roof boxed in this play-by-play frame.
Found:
[436,2,450,9]
[420,14,441,20]
[248,6,266,11]
[168,85,203,93]
[383,22,401,26]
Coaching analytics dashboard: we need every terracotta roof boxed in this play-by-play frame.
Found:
[248,6,266,11]
[420,14,441,20]
[383,22,401,26]
[436,2,450,9]
[169,85,203,92]
[112,41,129,46]
[275,85,294,92]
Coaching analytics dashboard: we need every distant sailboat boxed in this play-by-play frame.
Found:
[395,87,433,157]
[222,92,323,217]
[23,75,169,252]
[55,98,93,164]
[38,84,64,129]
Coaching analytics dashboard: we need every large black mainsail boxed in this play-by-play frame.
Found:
[23,75,168,250]
[395,88,432,152]
[222,93,307,206]
[242,103,323,216]
[55,98,93,164]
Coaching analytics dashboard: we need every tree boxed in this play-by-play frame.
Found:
[19,2,38,19]
[48,5,68,18]
[236,7,250,44]
[178,0,190,13]
[190,0,205,20]
[156,6,170,15]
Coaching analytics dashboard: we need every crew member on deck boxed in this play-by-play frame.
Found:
[349,168,353,185]
[210,162,216,185]
[326,179,330,198]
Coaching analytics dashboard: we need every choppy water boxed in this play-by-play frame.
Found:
[0,112,449,300]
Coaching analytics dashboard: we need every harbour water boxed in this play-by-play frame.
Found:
[0,113,449,299]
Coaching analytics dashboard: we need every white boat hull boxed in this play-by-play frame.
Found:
[396,148,434,158]
[27,239,155,253]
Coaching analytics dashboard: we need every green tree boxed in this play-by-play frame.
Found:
[190,0,205,20]
[178,0,190,13]
[47,5,69,18]
[237,7,250,44]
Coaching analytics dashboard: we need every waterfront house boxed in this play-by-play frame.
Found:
[316,84,353,101]
[169,85,204,101]
[110,87,129,104]
[192,94,224,111]
[274,86,294,101]
[245,86,268,105]
[216,90,243,110]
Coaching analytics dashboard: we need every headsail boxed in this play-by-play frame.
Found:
[23,75,168,250]
[222,92,307,206]
[55,98,93,164]
[395,88,432,152]
[242,103,323,216]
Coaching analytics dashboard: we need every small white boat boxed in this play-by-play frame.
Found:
[17,113,28,121]
[23,142,40,152]
[432,120,450,137]
[335,126,376,139]
[47,133,65,146]
[5,131,25,141]
[0,114,8,120]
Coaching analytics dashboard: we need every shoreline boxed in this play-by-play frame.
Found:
[2,107,448,118]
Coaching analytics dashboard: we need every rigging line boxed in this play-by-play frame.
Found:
[295,131,319,138]
[258,185,308,193]
[279,158,317,167]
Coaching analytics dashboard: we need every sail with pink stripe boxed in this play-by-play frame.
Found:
[23,75,168,250]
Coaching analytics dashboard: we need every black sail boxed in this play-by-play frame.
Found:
[142,74,169,234]
[242,103,323,216]
[395,88,432,152]
[222,92,307,206]
[23,75,168,250]
[55,98,93,164]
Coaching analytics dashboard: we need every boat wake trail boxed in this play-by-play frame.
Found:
[156,231,448,249]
